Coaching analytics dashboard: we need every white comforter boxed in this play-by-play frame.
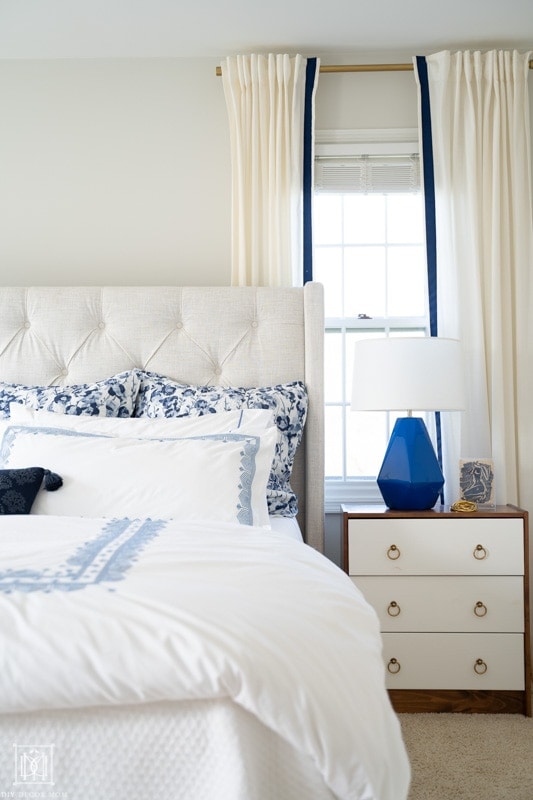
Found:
[0,516,410,800]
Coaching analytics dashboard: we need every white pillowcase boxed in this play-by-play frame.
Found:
[9,405,275,438]
[1,425,278,528]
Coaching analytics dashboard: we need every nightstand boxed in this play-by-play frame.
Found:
[342,503,531,715]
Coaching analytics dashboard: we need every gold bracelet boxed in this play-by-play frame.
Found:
[450,500,478,513]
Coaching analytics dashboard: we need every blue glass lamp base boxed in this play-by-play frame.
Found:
[377,417,444,511]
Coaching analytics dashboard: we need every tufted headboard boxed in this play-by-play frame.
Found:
[0,284,325,551]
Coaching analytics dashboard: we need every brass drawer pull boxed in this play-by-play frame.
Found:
[387,657,401,674]
[474,658,488,675]
[387,544,401,560]
[474,601,488,617]
[473,544,488,560]
[387,601,401,617]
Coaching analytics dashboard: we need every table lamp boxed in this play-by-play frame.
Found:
[351,337,465,510]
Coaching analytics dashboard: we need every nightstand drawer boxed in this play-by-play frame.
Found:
[382,633,525,690]
[354,576,524,632]
[347,518,524,575]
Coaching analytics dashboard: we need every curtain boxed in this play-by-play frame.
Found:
[414,50,533,509]
[221,54,319,286]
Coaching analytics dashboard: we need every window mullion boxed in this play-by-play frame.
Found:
[340,195,348,482]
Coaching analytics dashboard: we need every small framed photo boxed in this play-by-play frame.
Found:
[459,458,495,508]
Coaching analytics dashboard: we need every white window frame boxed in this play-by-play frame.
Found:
[314,129,428,513]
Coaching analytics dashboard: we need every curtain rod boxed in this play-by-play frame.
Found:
[216,63,412,76]
[216,60,533,76]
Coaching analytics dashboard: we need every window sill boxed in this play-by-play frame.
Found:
[325,479,382,514]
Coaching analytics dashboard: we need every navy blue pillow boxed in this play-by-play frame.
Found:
[0,468,63,515]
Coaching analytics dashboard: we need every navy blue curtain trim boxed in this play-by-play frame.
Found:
[416,56,438,337]
[302,58,318,284]
[416,56,444,485]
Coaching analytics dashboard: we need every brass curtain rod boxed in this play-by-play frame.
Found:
[216,63,412,76]
[216,60,533,76]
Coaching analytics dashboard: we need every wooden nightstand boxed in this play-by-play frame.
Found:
[342,503,531,715]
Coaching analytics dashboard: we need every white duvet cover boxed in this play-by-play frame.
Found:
[0,516,409,800]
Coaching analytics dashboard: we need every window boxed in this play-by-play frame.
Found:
[313,130,429,511]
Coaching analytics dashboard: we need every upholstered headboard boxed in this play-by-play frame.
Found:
[0,284,325,551]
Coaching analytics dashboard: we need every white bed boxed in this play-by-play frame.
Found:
[0,285,410,800]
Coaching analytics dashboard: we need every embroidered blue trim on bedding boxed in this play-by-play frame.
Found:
[237,436,257,526]
[1,427,259,526]
[0,517,165,593]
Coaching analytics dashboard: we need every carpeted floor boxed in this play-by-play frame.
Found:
[399,713,533,800]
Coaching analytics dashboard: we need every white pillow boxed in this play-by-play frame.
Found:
[0,425,278,528]
[9,405,275,438]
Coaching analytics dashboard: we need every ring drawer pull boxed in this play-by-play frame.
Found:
[387,658,401,674]
[387,544,401,560]
[387,601,401,617]
[474,601,488,617]
[473,544,487,560]
[474,658,488,675]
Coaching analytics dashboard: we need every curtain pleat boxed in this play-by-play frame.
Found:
[221,54,319,286]
[414,50,533,509]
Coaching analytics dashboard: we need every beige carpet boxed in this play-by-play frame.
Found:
[399,713,533,800]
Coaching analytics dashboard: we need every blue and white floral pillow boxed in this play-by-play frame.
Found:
[135,372,308,517]
[0,370,141,419]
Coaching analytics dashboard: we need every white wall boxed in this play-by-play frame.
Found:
[0,55,533,285]
[0,57,422,287]
[0,58,231,285]
[0,57,531,288]
[315,69,418,130]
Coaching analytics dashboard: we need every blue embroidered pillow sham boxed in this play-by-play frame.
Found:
[0,426,275,527]
[0,370,141,419]
[134,373,308,516]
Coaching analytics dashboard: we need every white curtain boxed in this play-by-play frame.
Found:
[221,54,319,287]
[415,50,533,509]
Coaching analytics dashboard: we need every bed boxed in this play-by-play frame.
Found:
[0,284,410,800]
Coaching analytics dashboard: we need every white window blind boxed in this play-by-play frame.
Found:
[315,154,420,194]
